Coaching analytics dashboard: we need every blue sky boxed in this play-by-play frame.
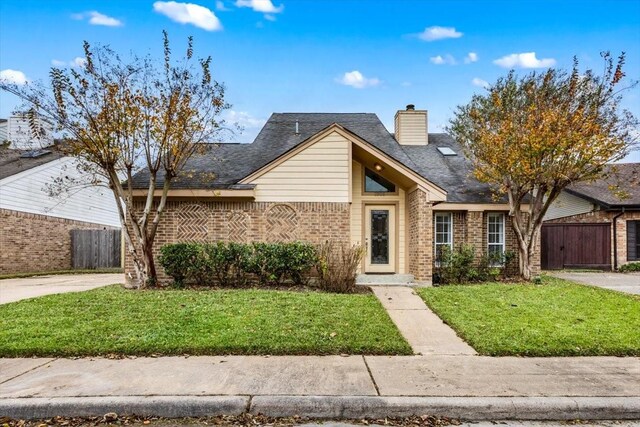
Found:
[1,0,639,161]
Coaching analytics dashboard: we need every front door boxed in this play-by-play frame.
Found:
[364,205,396,273]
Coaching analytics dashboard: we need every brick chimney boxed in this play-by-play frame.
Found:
[394,104,428,145]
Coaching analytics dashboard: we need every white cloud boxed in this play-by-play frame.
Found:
[465,52,478,63]
[235,0,283,13]
[493,52,556,69]
[215,0,231,11]
[417,26,462,41]
[264,14,276,21]
[51,59,67,66]
[430,54,456,65]
[336,70,381,89]
[401,81,412,87]
[472,77,489,88]
[0,69,28,85]
[153,1,223,31]
[225,110,266,129]
[72,57,87,68]
[71,11,123,27]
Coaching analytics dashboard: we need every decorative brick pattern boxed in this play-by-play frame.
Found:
[176,203,209,242]
[125,200,350,283]
[546,210,640,268]
[226,211,249,243]
[265,204,299,242]
[408,188,433,283]
[0,208,118,274]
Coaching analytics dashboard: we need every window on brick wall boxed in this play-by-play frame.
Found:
[628,220,640,261]
[434,212,453,264]
[487,213,505,266]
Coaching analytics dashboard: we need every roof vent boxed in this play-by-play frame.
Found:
[437,147,457,156]
[406,104,415,111]
[295,120,299,135]
[20,149,52,159]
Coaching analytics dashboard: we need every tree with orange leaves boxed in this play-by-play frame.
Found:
[449,53,638,280]
[1,32,229,288]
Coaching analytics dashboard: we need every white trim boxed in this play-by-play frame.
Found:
[434,211,453,264]
[487,212,506,266]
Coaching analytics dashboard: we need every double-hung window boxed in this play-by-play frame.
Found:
[487,213,505,265]
[628,220,640,261]
[434,213,453,263]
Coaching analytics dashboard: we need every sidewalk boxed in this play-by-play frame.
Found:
[371,286,476,355]
[1,355,639,420]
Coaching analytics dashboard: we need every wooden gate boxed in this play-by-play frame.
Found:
[541,223,611,270]
[71,229,121,269]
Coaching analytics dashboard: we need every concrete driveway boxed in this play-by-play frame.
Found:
[0,273,123,304]
[550,271,640,295]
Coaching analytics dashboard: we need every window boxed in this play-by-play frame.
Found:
[628,220,640,261]
[487,213,505,265]
[434,212,453,262]
[364,168,396,193]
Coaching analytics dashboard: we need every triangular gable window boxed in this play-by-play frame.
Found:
[365,168,396,193]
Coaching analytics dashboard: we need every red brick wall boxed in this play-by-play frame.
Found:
[0,208,117,274]
[546,210,640,268]
[124,200,351,284]
[408,188,433,283]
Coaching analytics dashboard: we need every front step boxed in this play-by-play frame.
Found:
[356,274,415,286]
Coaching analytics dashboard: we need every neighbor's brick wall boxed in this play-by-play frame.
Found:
[546,210,640,267]
[408,188,433,284]
[124,200,351,284]
[0,208,116,274]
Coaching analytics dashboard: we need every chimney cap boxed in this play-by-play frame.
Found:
[406,104,415,111]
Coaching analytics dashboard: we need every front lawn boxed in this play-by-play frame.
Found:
[0,285,412,357]
[418,277,640,356]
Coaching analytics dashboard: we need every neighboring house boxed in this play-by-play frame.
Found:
[542,163,640,270]
[129,105,536,284]
[0,142,120,274]
[0,115,54,149]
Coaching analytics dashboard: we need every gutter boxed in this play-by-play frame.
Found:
[612,208,625,271]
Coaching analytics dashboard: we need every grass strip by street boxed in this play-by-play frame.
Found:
[417,276,640,357]
[0,268,123,280]
[0,285,412,357]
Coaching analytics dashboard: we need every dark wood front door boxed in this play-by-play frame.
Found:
[541,223,611,270]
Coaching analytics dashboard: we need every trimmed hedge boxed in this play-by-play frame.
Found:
[619,262,640,273]
[159,241,318,288]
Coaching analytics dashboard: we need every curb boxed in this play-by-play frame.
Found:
[1,396,639,421]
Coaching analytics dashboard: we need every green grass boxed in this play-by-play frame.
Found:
[417,277,640,356]
[0,285,411,357]
[0,268,123,280]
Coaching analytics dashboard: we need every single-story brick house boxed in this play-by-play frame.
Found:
[543,163,640,270]
[0,142,120,274]
[129,105,537,284]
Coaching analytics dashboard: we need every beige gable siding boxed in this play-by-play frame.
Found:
[351,160,406,274]
[395,112,427,146]
[251,131,350,202]
[544,191,595,221]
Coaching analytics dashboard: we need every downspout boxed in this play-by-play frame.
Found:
[612,208,625,271]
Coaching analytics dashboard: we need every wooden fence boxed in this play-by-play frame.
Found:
[71,229,121,269]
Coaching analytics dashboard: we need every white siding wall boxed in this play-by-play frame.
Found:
[351,160,406,274]
[0,122,7,142]
[0,157,120,227]
[544,191,596,220]
[5,116,54,150]
[252,131,350,202]
[394,111,428,146]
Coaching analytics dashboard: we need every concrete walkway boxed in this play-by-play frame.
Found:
[0,273,123,304]
[550,271,640,295]
[371,286,476,355]
[1,355,638,419]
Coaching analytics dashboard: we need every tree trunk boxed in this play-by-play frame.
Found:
[142,240,157,287]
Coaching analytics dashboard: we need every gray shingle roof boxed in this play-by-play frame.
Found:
[566,163,640,208]
[0,144,65,180]
[130,112,500,203]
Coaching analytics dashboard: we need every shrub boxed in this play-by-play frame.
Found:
[619,262,640,273]
[158,241,318,288]
[316,241,365,293]
[158,243,200,287]
[434,245,517,285]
